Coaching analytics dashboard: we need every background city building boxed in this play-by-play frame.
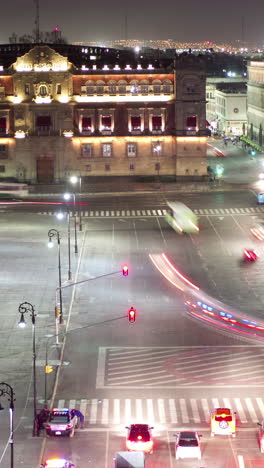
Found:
[0,43,209,183]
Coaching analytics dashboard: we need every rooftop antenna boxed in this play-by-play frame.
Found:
[34,0,40,43]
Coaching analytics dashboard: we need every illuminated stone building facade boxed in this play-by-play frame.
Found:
[247,61,264,145]
[0,44,208,182]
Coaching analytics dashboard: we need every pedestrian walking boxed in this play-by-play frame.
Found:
[37,408,50,436]
[70,409,85,428]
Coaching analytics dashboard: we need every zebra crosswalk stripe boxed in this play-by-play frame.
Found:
[38,206,264,218]
[52,397,264,425]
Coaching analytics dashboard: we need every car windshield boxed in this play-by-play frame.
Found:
[179,438,198,447]
[129,425,150,442]
[50,414,69,424]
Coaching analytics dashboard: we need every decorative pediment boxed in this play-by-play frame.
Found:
[13,45,70,72]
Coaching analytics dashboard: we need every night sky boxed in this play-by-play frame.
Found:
[1,0,264,46]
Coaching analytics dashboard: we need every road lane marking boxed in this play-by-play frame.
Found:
[234,398,247,423]
[180,399,189,423]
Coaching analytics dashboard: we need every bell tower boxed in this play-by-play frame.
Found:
[175,53,209,180]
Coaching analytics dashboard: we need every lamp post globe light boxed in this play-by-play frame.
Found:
[56,210,72,281]
[48,229,63,325]
[70,175,82,232]
[64,192,78,254]
[18,301,38,437]
[0,382,15,468]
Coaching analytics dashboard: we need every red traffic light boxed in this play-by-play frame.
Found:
[128,307,136,323]
[122,265,129,276]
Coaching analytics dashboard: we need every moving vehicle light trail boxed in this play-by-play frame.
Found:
[149,253,264,341]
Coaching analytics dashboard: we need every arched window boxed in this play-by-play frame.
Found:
[118,80,127,95]
[153,80,162,95]
[39,85,47,96]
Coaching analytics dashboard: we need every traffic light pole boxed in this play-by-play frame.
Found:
[54,267,129,343]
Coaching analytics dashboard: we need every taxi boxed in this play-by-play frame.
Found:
[210,408,236,437]
[41,459,74,468]
[45,408,78,437]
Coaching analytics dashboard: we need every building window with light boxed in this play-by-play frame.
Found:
[127,143,136,157]
[101,116,112,133]
[186,115,197,134]
[102,143,112,157]
[118,81,127,95]
[131,116,141,132]
[152,116,162,133]
[0,117,7,135]
[163,81,172,94]
[82,143,92,157]
[81,116,92,134]
[0,144,7,158]
[0,165,6,173]
[152,141,162,156]
[39,85,47,96]
[36,115,51,135]
[96,84,104,95]
[141,84,148,94]
[86,85,95,95]
[108,84,116,95]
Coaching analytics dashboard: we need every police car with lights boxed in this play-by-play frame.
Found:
[45,408,78,437]
[41,459,74,468]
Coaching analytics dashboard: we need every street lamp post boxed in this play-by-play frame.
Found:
[154,141,161,188]
[0,382,15,468]
[18,302,38,437]
[56,209,72,281]
[70,175,82,232]
[48,229,63,325]
[64,191,78,254]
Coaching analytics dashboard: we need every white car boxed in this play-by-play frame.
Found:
[175,431,202,460]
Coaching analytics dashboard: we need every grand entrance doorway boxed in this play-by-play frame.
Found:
[36,158,54,183]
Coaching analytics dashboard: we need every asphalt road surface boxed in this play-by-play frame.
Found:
[1,190,264,468]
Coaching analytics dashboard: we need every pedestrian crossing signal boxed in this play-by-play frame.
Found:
[122,265,129,276]
[128,307,136,323]
[45,365,53,374]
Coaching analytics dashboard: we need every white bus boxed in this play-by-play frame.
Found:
[0,182,29,198]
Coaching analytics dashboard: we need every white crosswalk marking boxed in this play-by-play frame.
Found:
[101,399,108,424]
[39,206,264,218]
[113,399,120,424]
[158,399,166,424]
[147,399,155,425]
[190,398,200,423]
[80,399,87,417]
[52,397,264,426]
[125,399,131,424]
[245,397,258,422]
[180,398,189,423]
[201,398,210,422]
[169,399,177,423]
[90,399,97,424]
[256,397,264,419]
[69,399,76,410]
[234,398,247,423]
[136,399,143,422]
[212,398,219,409]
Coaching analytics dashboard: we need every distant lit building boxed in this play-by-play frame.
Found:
[247,60,264,145]
[0,43,209,183]
[206,80,247,135]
